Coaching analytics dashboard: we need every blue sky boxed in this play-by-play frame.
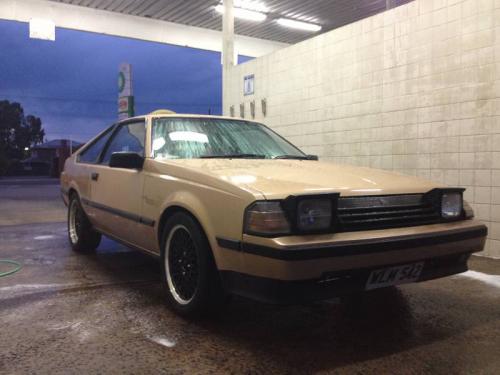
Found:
[0,20,251,143]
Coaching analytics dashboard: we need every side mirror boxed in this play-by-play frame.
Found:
[109,152,144,169]
[306,155,319,161]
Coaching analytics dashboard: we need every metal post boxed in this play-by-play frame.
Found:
[222,0,235,115]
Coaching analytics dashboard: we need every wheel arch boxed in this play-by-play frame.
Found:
[157,205,216,261]
[68,187,78,199]
[67,185,91,218]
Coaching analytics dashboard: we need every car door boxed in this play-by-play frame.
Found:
[88,119,147,247]
[75,124,116,222]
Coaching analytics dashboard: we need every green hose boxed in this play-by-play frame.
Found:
[0,260,22,277]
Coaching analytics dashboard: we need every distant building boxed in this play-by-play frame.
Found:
[21,139,83,177]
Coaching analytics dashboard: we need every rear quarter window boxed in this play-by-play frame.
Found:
[78,126,114,164]
[101,121,146,164]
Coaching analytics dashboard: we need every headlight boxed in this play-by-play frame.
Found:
[441,192,463,219]
[244,201,291,236]
[282,193,338,234]
[296,198,333,232]
[425,188,466,221]
[463,200,474,219]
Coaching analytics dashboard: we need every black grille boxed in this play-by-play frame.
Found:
[337,194,442,232]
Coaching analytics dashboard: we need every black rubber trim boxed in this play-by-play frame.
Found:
[81,198,155,227]
[217,237,241,251]
[217,225,487,261]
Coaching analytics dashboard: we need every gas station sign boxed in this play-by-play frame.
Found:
[118,63,135,120]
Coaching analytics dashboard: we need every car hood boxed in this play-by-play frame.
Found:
[162,159,441,199]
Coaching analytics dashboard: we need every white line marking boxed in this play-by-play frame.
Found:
[149,336,176,348]
[34,235,55,240]
[460,271,500,289]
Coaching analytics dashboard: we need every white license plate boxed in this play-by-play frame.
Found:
[366,262,424,290]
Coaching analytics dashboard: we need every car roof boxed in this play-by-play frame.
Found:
[121,113,251,124]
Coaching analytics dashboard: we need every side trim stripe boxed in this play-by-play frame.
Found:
[217,225,487,261]
[217,238,241,251]
[81,198,155,227]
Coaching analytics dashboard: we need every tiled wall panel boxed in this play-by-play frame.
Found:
[225,0,500,257]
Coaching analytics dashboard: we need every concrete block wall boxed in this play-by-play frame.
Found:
[224,0,500,258]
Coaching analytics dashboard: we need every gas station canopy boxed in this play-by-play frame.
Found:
[48,0,409,44]
[49,0,412,44]
[1,0,412,56]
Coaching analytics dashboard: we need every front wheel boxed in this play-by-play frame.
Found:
[68,194,101,252]
[161,212,226,316]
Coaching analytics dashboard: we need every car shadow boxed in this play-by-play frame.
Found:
[81,242,496,373]
[7,234,496,373]
[77,240,500,372]
[195,288,418,372]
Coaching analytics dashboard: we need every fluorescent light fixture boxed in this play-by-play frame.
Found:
[215,4,267,22]
[277,18,322,32]
[234,0,269,13]
[29,18,55,41]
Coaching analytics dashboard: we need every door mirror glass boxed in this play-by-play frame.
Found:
[109,152,144,169]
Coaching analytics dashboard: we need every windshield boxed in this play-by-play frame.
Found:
[152,117,306,159]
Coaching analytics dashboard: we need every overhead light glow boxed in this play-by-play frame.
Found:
[215,4,267,22]
[169,131,208,143]
[234,0,269,13]
[276,18,322,32]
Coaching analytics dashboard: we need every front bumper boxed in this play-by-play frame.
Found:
[216,220,487,303]
[220,252,472,304]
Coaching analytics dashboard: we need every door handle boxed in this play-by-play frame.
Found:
[91,172,99,181]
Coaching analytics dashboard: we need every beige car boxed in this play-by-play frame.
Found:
[61,111,487,315]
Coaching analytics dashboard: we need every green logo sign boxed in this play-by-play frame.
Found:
[118,72,125,93]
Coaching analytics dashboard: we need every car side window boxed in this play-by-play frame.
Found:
[78,126,115,164]
[101,121,146,164]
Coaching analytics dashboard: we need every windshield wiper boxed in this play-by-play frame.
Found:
[200,153,266,159]
[273,154,318,160]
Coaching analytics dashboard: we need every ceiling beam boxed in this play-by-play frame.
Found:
[0,0,288,57]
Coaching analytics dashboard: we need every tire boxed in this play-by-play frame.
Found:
[68,194,101,252]
[161,212,226,316]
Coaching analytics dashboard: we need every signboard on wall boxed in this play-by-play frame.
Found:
[244,74,255,96]
[118,63,135,120]
[29,18,55,41]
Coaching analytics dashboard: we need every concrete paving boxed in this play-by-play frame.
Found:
[0,177,66,226]
[0,177,499,374]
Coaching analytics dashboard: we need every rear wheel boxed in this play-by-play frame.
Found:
[161,212,225,316]
[68,194,101,252]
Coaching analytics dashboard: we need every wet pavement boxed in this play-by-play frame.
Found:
[0,177,500,374]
